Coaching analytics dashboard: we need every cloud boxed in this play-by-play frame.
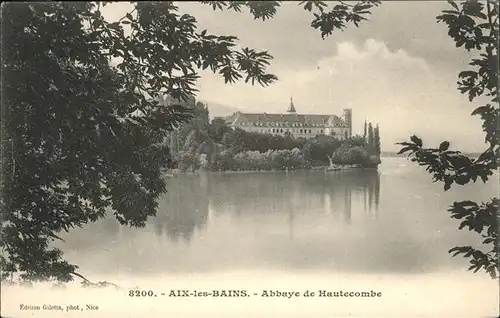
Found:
[197,39,486,152]
[99,3,486,153]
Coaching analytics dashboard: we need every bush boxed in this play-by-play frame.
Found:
[330,146,375,166]
[214,148,310,171]
[301,136,342,165]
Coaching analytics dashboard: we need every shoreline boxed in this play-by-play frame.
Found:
[167,164,378,176]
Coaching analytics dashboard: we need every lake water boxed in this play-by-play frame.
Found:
[3,157,499,317]
[59,157,496,276]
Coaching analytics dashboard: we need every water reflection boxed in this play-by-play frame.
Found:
[151,170,380,243]
[57,160,497,274]
[153,174,210,242]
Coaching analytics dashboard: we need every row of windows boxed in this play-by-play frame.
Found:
[241,122,324,127]
[254,128,323,134]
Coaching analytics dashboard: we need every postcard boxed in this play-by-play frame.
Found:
[1,1,498,317]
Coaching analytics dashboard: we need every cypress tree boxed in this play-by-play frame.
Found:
[374,124,381,155]
[363,120,367,142]
[368,122,374,152]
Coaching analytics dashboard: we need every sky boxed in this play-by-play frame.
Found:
[101,1,490,153]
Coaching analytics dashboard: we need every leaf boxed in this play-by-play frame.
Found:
[471,105,491,116]
[441,10,460,15]
[444,179,452,191]
[447,0,459,11]
[482,238,494,244]
[304,1,313,11]
[410,135,423,147]
[439,141,450,152]
[397,146,412,155]
[458,70,477,78]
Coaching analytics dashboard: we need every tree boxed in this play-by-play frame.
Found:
[194,101,210,132]
[374,124,381,155]
[2,0,411,284]
[175,99,210,148]
[397,0,499,278]
[367,122,374,152]
[363,120,368,142]
[330,145,371,166]
[202,0,498,279]
[349,135,367,147]
[208,117,231,143]
[1,1,280,283]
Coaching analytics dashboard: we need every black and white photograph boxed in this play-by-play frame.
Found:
[1,1,499,317]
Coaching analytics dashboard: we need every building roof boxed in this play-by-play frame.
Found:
[227,112,348,127]
[287,97,296,113]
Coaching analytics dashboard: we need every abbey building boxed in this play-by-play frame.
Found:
[226,98,352,140]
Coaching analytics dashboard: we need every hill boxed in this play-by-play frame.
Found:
[381,151,482,158]
[200,101,242,119]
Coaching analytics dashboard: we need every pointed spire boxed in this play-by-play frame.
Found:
[287,96,296,113]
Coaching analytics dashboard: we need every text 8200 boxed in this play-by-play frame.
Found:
[129,290,155,297]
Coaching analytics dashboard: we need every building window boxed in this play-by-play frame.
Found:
[321,130,324,134]
[309,129,312,133]
[280,129,283,133]
[300,129,303,133]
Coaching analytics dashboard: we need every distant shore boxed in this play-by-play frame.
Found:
[167,163,378,176]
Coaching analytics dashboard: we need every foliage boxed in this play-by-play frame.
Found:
[1,1,278,283]
[397,0,499,278]
[363,120,367,141]
[177,108,379,170]
[374,125,381,156]
[164,98,209,154]
[1,0,386,283]
[349,135,367,148]
[330,145,378,167]
[221,128,304,154]
[200,1,382,38]
[208,117,232,143]
[357,120,380,156]
[210,149,236,171]
[301,135,342,165]
[228,148,310,171]
[367,122,374,152]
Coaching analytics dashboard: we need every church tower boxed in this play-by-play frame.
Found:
[287,96,297,113]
